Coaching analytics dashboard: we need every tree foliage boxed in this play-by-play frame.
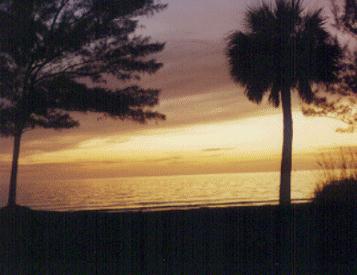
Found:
[0,0,166,137]
[302,0,356,132]
[226,0,341,107]
[331,0,357,35]
[0,0,166,207]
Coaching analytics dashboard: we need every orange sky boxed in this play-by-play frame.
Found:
[1,0,356,184]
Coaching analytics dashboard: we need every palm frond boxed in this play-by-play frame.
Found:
[245,83,270,104]
[226,31,274,103]
[245,2,275,34]
[269,81,281,107]
[226,0,342,107]
[297,78,314,103]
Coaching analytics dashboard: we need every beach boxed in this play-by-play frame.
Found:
[1,203,356,274]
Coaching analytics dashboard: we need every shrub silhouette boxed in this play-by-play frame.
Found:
[313,150,357,272]
[313,177,357,204]
[313,149,357,204]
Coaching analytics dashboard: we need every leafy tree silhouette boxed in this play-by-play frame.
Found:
[302,0,356,133]
[332,0,356,35]
[226,0,341,204]
[0,0,166,207]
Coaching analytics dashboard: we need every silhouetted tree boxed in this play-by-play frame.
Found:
[0,0,166,207]
[226,0,341,204]
[331,0,356,35]
[302,0,356,132]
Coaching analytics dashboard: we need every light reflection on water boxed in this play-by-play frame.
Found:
[0,170,322,211]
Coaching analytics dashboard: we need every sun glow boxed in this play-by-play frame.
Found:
[23,111,356,166]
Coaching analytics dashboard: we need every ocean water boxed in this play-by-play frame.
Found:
[0,170,324,212]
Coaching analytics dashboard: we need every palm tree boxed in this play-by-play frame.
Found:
[226,0,341,204]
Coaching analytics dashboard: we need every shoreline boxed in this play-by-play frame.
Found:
[7,198,313,213]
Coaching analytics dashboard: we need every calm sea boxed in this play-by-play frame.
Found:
[0,170,324,212]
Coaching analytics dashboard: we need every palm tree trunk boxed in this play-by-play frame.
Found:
[7,131,23,207]
[280,88,293,205]
[277,88,294,274]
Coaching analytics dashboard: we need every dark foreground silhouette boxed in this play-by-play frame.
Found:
[314,178,357,203]
[0,203,356,275]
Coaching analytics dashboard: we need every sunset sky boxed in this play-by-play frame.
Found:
[1,0,356,184]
